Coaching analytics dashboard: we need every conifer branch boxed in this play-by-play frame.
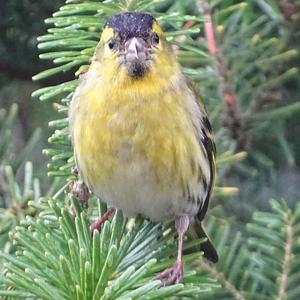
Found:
[0,198,219,298]
[200,260,246,300]
[247,200,300,300]
[276,220,293,300]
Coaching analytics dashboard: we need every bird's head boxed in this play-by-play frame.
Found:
[92,12,179,85]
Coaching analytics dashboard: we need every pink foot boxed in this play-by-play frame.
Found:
[154,261,183,286]
[89,208,116,236]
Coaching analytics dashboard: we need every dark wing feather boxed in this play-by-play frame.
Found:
[197,121,216,221]
[187,78,218,263]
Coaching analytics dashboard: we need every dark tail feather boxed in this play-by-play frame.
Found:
[194,220,218,263]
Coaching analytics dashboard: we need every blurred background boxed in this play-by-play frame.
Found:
[0,1,62,179]
[0,0,300,249]
[0,0,300,298]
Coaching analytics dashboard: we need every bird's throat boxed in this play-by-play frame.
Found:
[127,60,148,78]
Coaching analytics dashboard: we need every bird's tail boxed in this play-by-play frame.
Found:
[190,218,218,263]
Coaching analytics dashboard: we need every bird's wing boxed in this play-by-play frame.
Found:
[187,79,218,263]
[186,78,216,221]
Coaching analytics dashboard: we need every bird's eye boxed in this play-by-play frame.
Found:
[151,33,159,45]
[108,39,116,50]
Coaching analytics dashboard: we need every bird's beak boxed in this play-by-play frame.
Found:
[125,37,147,62]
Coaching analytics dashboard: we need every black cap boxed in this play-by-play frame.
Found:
[105,12,156,40]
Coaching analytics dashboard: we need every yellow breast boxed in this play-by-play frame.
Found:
[70,67,202,195]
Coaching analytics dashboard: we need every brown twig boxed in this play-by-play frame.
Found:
[198,1,216,56]
[197,0,251,150]
[197,0,236,108]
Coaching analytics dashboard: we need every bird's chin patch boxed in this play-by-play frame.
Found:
[127,61,148,79]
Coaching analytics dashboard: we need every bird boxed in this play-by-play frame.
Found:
[69,11,218,286]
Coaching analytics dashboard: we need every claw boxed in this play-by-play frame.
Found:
[154,261,183,286]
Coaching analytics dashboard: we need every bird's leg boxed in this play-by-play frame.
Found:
[90,207,116,236]
[154,215,189,286]
[70,167,115,235]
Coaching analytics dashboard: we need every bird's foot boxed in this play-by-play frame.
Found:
[154,261,183,286]
[89,208,116,236]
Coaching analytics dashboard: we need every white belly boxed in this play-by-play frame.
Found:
[92,158,199,222]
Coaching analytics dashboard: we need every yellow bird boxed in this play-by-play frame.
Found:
[69,12,218,285]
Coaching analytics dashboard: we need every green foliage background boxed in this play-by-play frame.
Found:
[0,0,300,299]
